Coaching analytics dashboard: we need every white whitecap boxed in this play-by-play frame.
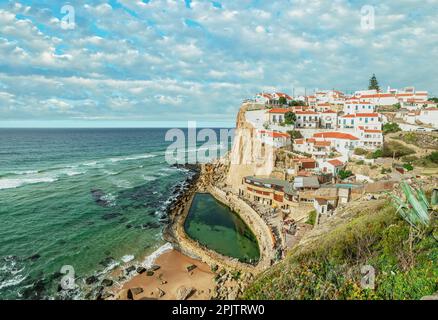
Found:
[121,255,135,263]
[141,242,173,269]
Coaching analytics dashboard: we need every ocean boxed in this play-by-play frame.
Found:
[0,128,231,299]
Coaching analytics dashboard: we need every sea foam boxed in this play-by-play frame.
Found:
[141,242,173,269]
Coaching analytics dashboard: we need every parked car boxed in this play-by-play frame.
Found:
[416,127,427,132]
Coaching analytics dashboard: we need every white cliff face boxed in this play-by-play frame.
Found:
[226,104,276,191]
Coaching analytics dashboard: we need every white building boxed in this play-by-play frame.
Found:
[295,111,320,128]
[258,130,291,148]
[319,159,345,175]
[343,101,375,114]
[313,132,360,158]
[319,111,338,129]
[355,87,428,106]
[255,93,272,104]
[293,138,332,159]
[338,113,382,131]
[356,127,383,149]
[265,108,291,123]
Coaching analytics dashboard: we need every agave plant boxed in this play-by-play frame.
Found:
[388,181,431,230]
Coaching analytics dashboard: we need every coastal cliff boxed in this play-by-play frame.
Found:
[226,103,276,192]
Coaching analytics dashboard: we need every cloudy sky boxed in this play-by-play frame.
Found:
[0,0,437,127]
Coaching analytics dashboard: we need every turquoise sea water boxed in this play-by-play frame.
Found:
[184,193,260,264]
[0,128,230,299]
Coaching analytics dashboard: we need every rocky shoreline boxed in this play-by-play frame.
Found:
[84,159,275,300]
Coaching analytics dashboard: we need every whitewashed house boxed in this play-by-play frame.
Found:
[338,113,382,131]
[258,130,291,148]
[255,93,273,104]
[265,108,292,124]
[356,127,383,150]
[343,101,375,114]
[295,111,320,128]
[313,132,360,157]
[319,111,338,129]
[319,159,345,175]
[293,138,332,159]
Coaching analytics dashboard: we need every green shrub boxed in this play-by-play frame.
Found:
[426,151,438,164]
[367,149,383,159]
[306,210,317,226]
[403,163,414,171]
[354,148,368,156]
[383,122,401,134]
[338,170,353,180]
[402,155,419,163]
[287,130,303,139]
[243,202,438,300]
[382,141,415,158]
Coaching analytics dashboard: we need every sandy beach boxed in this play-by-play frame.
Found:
[114,249,215,300]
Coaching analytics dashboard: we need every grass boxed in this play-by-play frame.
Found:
[242,202,438,300]
[382,141,416,158]
[394,132,438,150]
[402,152,438,168]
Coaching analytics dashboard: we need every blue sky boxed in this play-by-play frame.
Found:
[0,0,437,127]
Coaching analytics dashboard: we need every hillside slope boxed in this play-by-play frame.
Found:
[243,199,438,300]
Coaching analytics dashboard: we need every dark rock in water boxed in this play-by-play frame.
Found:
[99,256,115,267]
[97,291,114,300]
[149,265,161,271]
[125,266,136,274]
[95,285,104,295]
[86,275,98,285]
[22,279,47,299]
[126,224,133,229]
[101,279,113,287]
[91,189,111,207]
[118,275,127,282]
[50,271,63,280]
[146,271,154,276]
[186,264,197,272]
[136,267,147,274]
[102,212,122,220]
[118,217,128,223]
[27,254,41,261]
[142,222,161,229]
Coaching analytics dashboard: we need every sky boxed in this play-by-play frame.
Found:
[0,0,437,127]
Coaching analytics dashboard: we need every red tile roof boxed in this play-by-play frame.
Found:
[328,159,344,167]
[267,108,291,114]
[313,132,359,140]
[294,158,315,163]
[356,113,379,117]
[260,130,290,138]
[314,141,331,147]
[275,92,293,100]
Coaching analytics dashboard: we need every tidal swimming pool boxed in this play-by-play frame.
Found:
[184,193,260,264]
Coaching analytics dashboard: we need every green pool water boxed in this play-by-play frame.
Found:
[184,193,260,264]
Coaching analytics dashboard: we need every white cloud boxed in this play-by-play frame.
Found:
[0,0,437,123]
